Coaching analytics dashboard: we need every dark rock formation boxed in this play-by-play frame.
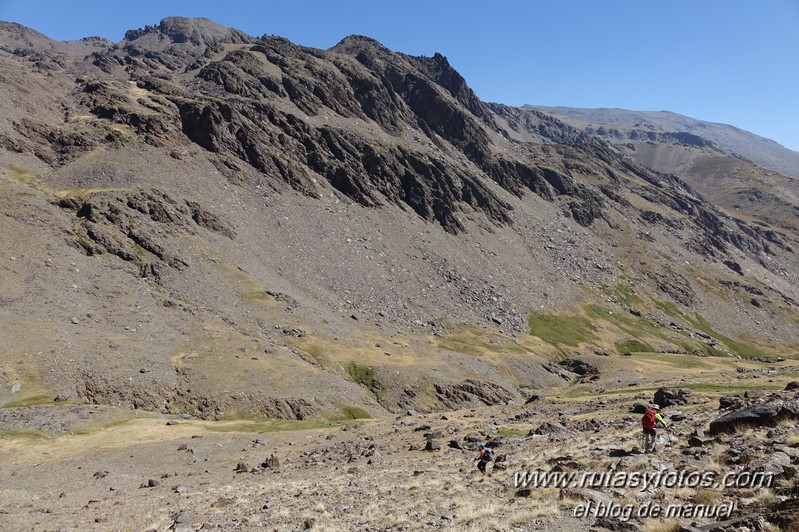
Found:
[653,387,691,407]
[709,399,799,434]
[433,379,514,409]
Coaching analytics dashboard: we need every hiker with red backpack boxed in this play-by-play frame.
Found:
[641,406,668,453]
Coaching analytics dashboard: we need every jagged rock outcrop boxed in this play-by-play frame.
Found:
[433,379,514,409]
[57,188,233,278]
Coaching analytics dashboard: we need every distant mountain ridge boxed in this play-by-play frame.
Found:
[526,106,799,179]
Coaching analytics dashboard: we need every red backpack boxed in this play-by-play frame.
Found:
[642,408,657,429]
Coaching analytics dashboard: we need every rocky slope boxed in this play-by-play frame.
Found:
[526,106,799,259]
[4,374,799,531]
[1,18,798,422]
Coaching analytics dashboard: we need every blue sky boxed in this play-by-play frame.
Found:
[3,1,798,151]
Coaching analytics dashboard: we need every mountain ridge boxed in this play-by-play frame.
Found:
[528,105,799,179]
[0,17,797,420]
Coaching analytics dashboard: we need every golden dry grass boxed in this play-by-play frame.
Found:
[692,488,721,505]
[644,522,681,532]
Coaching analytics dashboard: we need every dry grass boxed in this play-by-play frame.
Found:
[506,504,559,526]
[0,428,47,440]
[756,489,778,504]
[645,521,681,532]
[692,488,721,505]
[451,499,506,527]
[53,186,129,200]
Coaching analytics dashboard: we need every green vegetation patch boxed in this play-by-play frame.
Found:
[5,165,49,195]
[0,428,47,440]
[686,314,773,359]
[345,361,387,402]
[601,283,644,307]
[7,165,37,184]
[339,405,372,420]
[1,395,56,408]
[496,426,526,437]
[585,298,780,360]
[528,312,597,349]
[347,361,376,390]
[614,339,654,354]
[631,352,715,370]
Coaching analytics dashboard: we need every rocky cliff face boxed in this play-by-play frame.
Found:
[1,18,797,419]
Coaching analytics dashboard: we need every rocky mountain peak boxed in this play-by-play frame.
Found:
[330,34,391,55]
[111,17,253,71]
[123,16,252,47]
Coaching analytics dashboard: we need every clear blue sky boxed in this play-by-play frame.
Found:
[3,0,798,151]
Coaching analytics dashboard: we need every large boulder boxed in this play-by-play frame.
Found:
[559,359,600,381]
[709,399,799,434]
[653,387,690,407]
[709,403,779,433]
[530,421,568,436]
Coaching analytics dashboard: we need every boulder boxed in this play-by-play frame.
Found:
[653,387,690,407]
[746,451,791,476]
[424,439,441,452]
[709,399,799,433]
[764,497,799,529]
[572,418,604,432]
[524,394,541,404]
[559,359,600,381]
[718,396,745,410]
[530,421,568,436]
[261,455,279,470]
[687,428,710,447]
